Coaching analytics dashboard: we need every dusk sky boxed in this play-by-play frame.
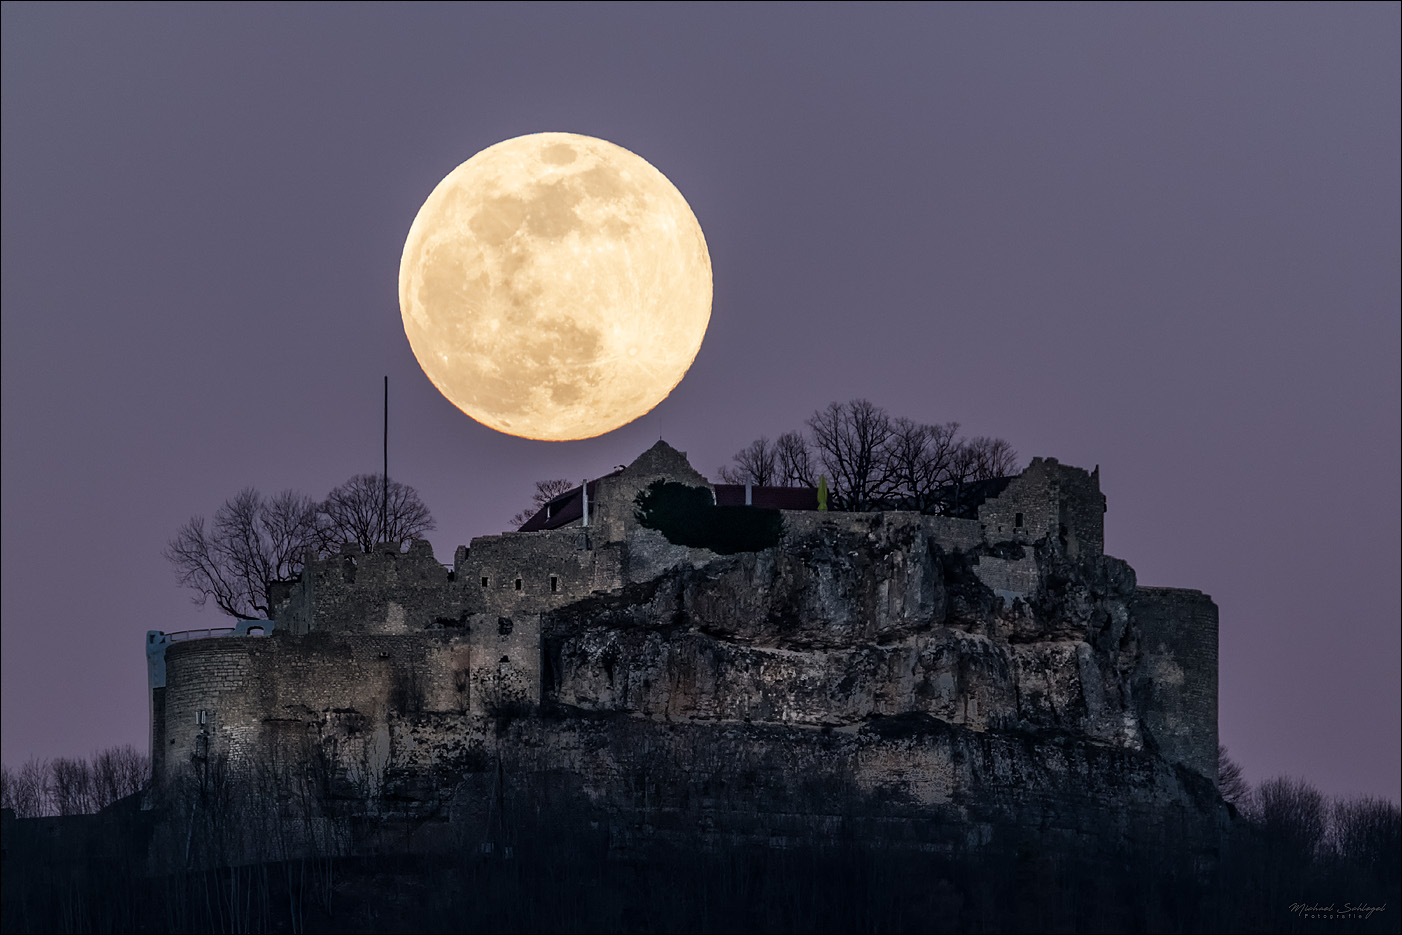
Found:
[3,4,1397,801]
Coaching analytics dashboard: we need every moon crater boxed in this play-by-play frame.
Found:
[400,132,711,440]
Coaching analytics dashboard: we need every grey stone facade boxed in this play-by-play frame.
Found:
[148,440,1219,817]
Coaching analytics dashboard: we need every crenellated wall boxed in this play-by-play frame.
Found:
[276,539,464,636]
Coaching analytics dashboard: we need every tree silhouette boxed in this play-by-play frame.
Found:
[164,488,318,618]
[511,478,574,527]
[166,476,434,618]
[1217,744,1250,807]
[316,473,434,553]
[718,399,1018,513]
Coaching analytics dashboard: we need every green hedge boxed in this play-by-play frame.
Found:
[634,481,782,554]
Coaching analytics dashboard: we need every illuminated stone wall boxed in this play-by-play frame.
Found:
[153,443,1217,801]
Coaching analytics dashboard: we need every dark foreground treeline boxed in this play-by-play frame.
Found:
[3,743,1399,933]
[1,746,148,818]
[2,795,1398,934]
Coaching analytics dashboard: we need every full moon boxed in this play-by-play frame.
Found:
[399,132,712,440]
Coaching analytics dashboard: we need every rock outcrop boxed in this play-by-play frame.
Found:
[148,443,1222,859]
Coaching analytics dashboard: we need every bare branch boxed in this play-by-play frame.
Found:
[166,477,432,619]
[318,474,435,553]
[1218,744,1250,808]
[512,478,574,527]
[718,437,778,486]
[807,399,894,511]
[774,431,816,488]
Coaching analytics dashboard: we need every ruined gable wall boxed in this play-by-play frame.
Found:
[978,458,1105,557]
[589,441,713,563]
[277,539,463,636]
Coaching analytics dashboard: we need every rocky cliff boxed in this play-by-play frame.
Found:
[150,446,1222,862]
[482,507,1224,855]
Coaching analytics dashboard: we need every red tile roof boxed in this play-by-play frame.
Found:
[712,485,820,511]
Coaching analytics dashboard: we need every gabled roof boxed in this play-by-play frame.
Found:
[516,472,622,532]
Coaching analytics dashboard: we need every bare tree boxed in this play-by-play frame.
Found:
[774,431,816,487]
[718,437,778,486]
[957,436,1019,480]
[92,745,149,808]
[8,758,50,818]
[885,418,961,513]
[168,477,434,619]
[1217,744,1250,808]
[1252,776,1327,859]
[1,747,149,819]
[317,473,435,552]
[50,757,95,816]
[511,479,575,527]
[1328,796,1402,865]
[716,403,1021,516]
[807,399,896,511]
[165,488,320,619]
[164,490,318,622]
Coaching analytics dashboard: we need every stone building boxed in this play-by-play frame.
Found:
[147,441,1219,833]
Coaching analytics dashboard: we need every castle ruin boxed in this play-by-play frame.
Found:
[146,441,1219,852]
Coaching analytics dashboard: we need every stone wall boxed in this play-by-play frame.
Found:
[153,444,1218,817]
[276,539,463,636]
[463,527,605,614]
[586,440,714,554]
[160,631,471,778]
[1130,586,1219,781]
[978,457,1105,558]
[466,611,541,714]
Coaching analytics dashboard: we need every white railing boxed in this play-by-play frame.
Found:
[164,628,236,642]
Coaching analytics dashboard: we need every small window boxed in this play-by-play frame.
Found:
[1014,512,1024,528]
[514,578,522,591]
[498,617,513,635]
[549,575,559,593]
[196,710,208,725]
[481,577,489,588]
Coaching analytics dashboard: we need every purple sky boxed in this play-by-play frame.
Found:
[3,4,1398,801]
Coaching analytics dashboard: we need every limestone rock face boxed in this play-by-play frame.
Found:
[547,513,1159,755]
[153,449,1221,861]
